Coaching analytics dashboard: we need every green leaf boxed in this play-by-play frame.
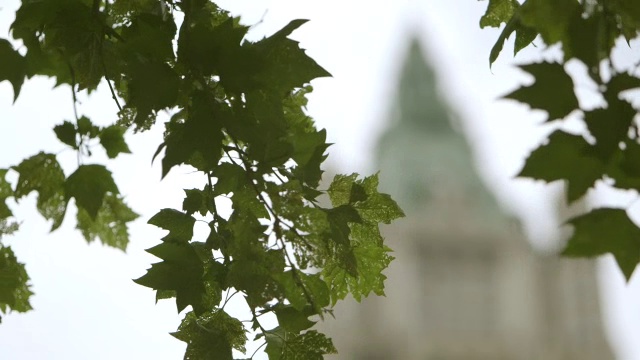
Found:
[147,208,195,243]
[118,13,176,62]
[182,188,211,216]
[505,62,579,121]
[564,12,615,71]
[160,91,224,177]
[172,310,247,359]
[0,245,33,319]
[584,96,636,161]
[212,163,246,196]
[519,0,581,45]
[76,116,99,138]
[178,15,249,78]
[53,121,77,148]
[99,125,131,159]
[518,130,604,202]
[265,328,336,360]
[274,305,316,333]
[563,208,640,280]
[65,165,118,220]
[13,152,68,230]
[355,174,405,224]
[608,141,640,191]
[480,0,520,28]
[323,223,394,304]
[0,39,26,101]
[76,193,138,250]
[328,173,360,207]
[489,15,537,65]
[126,61,180,126]
[0,170,13,220]
[134,242,206,313]
[607,73,640,95]
[253,19,331,93]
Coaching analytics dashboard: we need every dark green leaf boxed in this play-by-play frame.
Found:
[0,170,13,220]
[518,130,604,202]
[134,242,206,313]
[519,0,581,45]
[77,116,99,138]
[0,39,26,101]
[182,188,210,216]
[126,61,180,126]
[274,305,316,333]
[65,165,118,220]
[489,15,537,65]
[53,121,77,148]
[148,208,195,243]
[99,125,131,159]
[584,96,636,161]
[253,19,331,93]
[563,208,640,280]
[505,62,579,121]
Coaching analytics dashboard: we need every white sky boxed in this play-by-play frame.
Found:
[1,0,640,359]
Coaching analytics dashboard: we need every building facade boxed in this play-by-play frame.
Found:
[320,36,614,360]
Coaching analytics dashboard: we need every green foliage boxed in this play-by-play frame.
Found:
[481,0,640,279]
[0,0,403,358]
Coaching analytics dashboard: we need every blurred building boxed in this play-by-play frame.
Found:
[320,36,614,359]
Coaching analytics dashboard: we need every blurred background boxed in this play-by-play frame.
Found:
[1,0,640,358]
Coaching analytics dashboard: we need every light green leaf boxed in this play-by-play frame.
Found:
[480,0,520,28]
[0,245,33,320]
[172,310,247,358]
[265,328,336,360]
[13,152,68,229]
[76,193,138,250]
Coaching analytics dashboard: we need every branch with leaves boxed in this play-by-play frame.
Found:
[481,0,640,279]
[0,0,403,357]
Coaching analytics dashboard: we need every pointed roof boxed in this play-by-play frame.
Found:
[393,37,451,133]
[375,35,505,225]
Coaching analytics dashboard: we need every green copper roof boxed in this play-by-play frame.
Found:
[376,36,505,223]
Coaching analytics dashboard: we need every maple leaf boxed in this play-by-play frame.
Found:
[53,121,77,148]
[563,208,640,280]
[480,0,520,28]
[65,165,118,220]
[505,62,579,121]
[148,208,196,243]
[518,130,604,202]
[0,39,26,101]
[99,125,131,159]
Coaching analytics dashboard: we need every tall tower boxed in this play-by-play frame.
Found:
[321,36,614,359]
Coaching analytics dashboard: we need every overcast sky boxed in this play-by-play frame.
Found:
[1,0,640,359]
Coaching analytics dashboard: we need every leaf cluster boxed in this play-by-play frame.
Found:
[0,0,403,358]
[481,0,640,279]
